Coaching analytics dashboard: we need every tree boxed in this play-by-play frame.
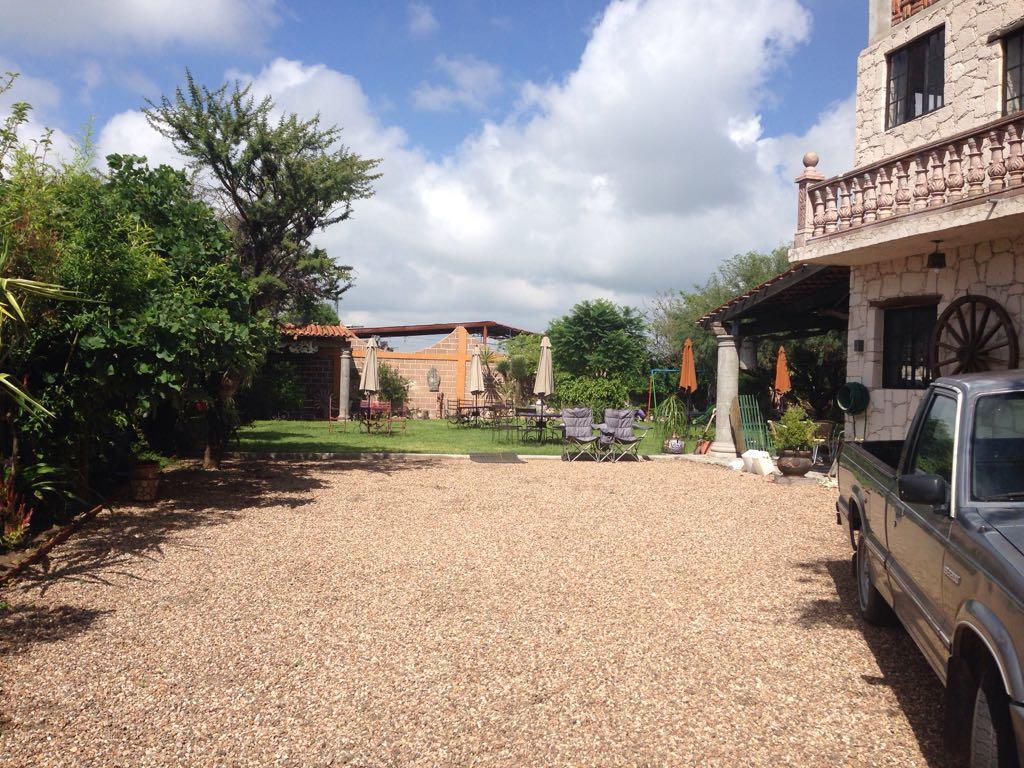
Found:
[649,247,789,402]
[145,72,381,314]
[650,246,845,418]
[547,299,648,386]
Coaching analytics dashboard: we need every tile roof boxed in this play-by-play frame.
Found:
[280,324,357,339]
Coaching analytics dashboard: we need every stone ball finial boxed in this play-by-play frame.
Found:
[803,151,820,169]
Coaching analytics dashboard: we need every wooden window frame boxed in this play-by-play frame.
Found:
[886,26,946,130]
[882,303,938,390]
[1005,27,1024,116]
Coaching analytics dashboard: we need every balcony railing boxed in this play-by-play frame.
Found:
[794,112,1024,247]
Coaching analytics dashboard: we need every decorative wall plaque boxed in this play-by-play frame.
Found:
[427,367,440,391]
[286,340,319,354]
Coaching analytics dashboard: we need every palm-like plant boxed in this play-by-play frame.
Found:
[0,246,79,416]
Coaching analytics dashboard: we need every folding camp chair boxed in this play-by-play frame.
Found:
[596,409,649,462]
[560,407,601,461]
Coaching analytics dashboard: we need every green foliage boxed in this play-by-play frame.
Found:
[653,394,689,439]
[650,248,789,401]
[773,406,817,451]
[236,359,304,420]
[283,300,340,327]
[496,333,541,405]
[145,71,381,314]
[547,299,648,390]
[555,374,630,417]
[378,363,410,406]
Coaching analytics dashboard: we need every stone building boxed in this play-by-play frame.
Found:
[276,321,530,419]
[699,0,1024,455]
[786,0,1024,442]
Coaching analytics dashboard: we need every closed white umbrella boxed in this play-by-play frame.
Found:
[468,345,485,396]
[533,336,554,399]
[359,336,380,394]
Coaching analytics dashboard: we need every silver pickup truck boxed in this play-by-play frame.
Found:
[837,372,1024,768]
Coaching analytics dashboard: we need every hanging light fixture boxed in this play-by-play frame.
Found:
[927,239,946,270]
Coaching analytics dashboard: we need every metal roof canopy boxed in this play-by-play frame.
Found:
[347,320,533,339]
[697,264,850,340]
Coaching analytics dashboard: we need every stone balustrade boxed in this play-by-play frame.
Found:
[794,113,1024,247]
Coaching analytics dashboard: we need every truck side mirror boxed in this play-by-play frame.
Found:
[899,473,947,508]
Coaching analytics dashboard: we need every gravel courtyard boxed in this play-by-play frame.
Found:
[2,458,947,767]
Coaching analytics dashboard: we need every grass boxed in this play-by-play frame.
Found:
[234,418,667,456]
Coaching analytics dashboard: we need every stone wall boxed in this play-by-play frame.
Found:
[846,234,1024,439]
[854,0,1017,168]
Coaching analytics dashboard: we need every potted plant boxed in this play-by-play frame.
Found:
[654,395,689,454]
[773,406,817,476]
[130,447,162,502]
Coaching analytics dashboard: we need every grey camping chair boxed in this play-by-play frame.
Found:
[596,408,649,462]
[560,407,601,461]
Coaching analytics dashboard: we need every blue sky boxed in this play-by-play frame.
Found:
[0,0,867,330]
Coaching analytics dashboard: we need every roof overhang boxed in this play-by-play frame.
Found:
[697,264,850,339]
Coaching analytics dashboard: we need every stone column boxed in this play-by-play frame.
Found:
[738,338,757,371]
[709,323,740,458]
[338,347,352,419]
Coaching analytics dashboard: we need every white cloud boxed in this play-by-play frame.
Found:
[0,0,279,52]
[407,2,440,37]
[96,110,187,168]
[0,65,76,162]
[92,0,856,332]
[412,55,503,112]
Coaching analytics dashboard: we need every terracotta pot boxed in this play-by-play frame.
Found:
[777,450,813,477]
[130,460,160,502]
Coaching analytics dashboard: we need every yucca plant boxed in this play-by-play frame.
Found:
[653,394,690,451]
[0,251,79,416]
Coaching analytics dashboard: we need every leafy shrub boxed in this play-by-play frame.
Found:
[554,375,630,416]
[773,406,816,451]
[378,363,410,406]
[237,359,304,420]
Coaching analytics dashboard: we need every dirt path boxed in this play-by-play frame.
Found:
[1,458,948,767]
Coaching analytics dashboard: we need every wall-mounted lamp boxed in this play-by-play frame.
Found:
[927,240,946,271]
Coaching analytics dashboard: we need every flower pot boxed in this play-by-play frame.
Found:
[777,450,813,477]
[663,435,684,454]
[130,460,160,502]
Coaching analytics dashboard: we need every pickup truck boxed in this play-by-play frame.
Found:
[837,372,1024,768]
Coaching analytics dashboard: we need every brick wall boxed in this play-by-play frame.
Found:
[350,329,503,417]
[288,353,334,419]
[891,0,941,24]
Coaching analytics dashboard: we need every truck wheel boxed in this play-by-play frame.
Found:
[856,532,894,626]
[969,665,1018,768]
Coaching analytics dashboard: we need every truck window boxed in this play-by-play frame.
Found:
[972,393,1024,502]
[909,393,956,484]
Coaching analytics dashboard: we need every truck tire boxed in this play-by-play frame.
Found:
[969,665,1018,768]
[855,532,895,626]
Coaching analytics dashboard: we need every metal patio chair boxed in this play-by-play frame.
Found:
[596,408,649,462]
[560,407,601,461]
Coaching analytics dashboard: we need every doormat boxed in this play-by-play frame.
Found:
[469,453,525,464]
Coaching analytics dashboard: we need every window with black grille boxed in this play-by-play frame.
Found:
[1006,27,1024,115]
[886,27,945,129]
[883,305,937,389]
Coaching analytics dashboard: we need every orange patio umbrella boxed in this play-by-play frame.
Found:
[679,338,698,393]
[774,345,792,396]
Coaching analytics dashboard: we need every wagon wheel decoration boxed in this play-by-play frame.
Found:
[930,295,1020,379]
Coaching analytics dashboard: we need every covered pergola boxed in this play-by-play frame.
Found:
[696,263,850,458]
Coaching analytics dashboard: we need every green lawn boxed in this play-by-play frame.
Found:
[235,418,665,456]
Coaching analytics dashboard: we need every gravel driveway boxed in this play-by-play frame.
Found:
[2,458,947,767]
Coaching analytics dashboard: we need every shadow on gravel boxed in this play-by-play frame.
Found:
[795,557,951,768]
[0,603,112,656]
[12,458,427,597]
